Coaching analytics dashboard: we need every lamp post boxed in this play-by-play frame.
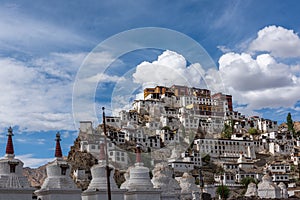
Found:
[102,107,112,200]
[220,174,224,200]
[199,167,204,200]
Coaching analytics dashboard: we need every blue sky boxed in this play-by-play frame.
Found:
[0,0,299,167]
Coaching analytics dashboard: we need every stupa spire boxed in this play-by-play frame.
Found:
[5,126,15,158]
[136,144,142,163]
[99,142,105,161]
[55,132,63,158]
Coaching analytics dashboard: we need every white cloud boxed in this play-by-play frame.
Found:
[61,131,70,139]
[217,26,300,115]
[219,53,295,92]
[85,73,125,83]
[0,52,86,131]
[37,139,46,145]
[15,154,52,168]
[132,50,207,89]
[249,25,300,58]
[217,45,232,53]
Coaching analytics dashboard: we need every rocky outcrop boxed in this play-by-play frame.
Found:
[280,121,300,132]
[67,137,98,190]
[23,165,47,188]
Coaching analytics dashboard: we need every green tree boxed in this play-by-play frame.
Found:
[287,112,295,135]
[222,123,232,139]
[216,185,230,199]
[241,177,257,188]
[202,154,211,163]
[248,128,259,135]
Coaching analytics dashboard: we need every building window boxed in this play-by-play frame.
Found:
[60,165,69,175]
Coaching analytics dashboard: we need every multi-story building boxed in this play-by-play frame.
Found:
[265,161,291,183]
[266,161,291,174]
[132,99,159,115]
[78,121,129,168]
[181,150,202,167]
[291,146,300,165]
[119,110,138,126]
[211,92,233,113]
[157,129,180,146]
[105,116,121,129]
[194,138,256,159]
[144,86,169,99]
[260,131,294,155]
[123,127,161,149]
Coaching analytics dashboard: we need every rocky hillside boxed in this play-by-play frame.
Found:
[280,121,300,133]
[23,164,47,188]
[295,121,300,132]
[67,137,98,190]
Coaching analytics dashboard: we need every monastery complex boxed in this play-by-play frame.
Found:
[1,85,300,199]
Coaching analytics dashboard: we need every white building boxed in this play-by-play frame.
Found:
[266,161,291,174]
[181,151,202,167]
[291,146,300,165]
[105,116,121,129]
[157,129,180,146]
[160,115,180,131]
[79,121,129,168]
[119,110,138,126]
[169,160,194,173]
[261,131,294,155]
[265,161,291,183]
[123,127,161,149]
[194,138,256,159]
[80,139,128,169]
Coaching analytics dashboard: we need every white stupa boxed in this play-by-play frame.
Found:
[35,132,81,200]
[179,172,200,200]
[278,182,288,199]
[120,168,130,190]
[82,142,126,200]
[0,127,34,200]
[151,162,181,200]
[257,173,281,199]
[125,144,161,200]
[245,182,258,197]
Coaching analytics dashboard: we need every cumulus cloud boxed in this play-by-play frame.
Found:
[218,25,300,114]
[132,50,207,88]
[219,53,295,91]
[249,25,300,58]
[0,52,86,131]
